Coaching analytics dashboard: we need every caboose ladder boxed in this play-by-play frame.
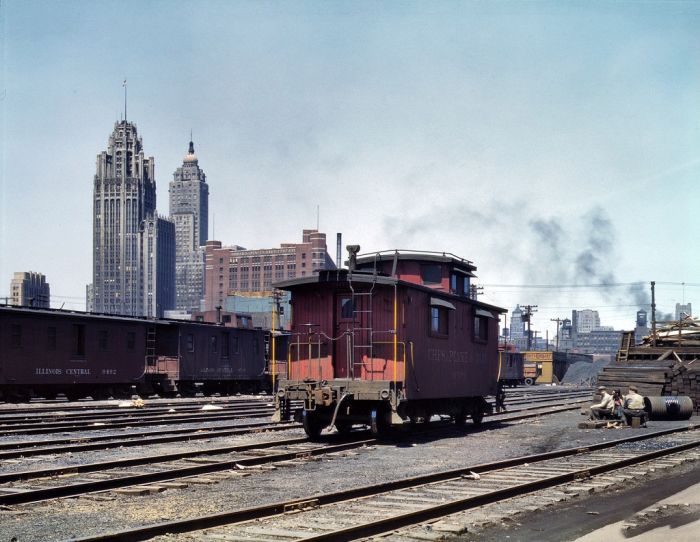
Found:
[348,274,376,379]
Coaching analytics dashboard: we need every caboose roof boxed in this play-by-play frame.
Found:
[354,250,477,274]
[273,269,506,314]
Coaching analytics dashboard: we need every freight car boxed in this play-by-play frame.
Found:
[0,305,279,401]
[272,249,506,438]
[499,350,524,387]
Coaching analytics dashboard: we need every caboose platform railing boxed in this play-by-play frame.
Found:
[286,337,406,387]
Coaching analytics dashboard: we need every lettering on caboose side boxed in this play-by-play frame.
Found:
[427,349,470,363]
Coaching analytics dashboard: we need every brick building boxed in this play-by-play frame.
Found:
[203,229,336,312]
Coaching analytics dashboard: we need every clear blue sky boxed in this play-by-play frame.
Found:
[1,0,699,335]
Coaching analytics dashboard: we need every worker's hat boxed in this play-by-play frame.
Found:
[629,385,638,392]
[597,385,606,391]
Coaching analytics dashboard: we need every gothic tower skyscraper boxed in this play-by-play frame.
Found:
[169,138,209,312]
[92,120,174,317]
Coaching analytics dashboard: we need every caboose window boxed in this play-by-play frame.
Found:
[421,264,441,285]
[474,316,489,341]
[431,307,449,335]
[253,337,259,355]
[127,332,135,350]
[186,333,195,352]
[210,335,218,354]
[233,336,240,354]
[340,297,354,319]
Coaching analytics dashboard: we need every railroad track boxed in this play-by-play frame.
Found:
[0,400,590,506]
[0,396,273,422]
[0,395,588,459]
[67,425,700,542]
[0,404,278,436]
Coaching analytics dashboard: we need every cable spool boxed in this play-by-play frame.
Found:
[643,396,694,420]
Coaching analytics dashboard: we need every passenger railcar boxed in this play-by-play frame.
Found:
[272,249,506,438]
[0,306,278,400]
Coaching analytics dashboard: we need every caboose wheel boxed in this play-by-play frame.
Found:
[471,408,484,426]
[370,408,389,437]
[334,420,353,435]
[454,412,467,427]
[302,411,323,440]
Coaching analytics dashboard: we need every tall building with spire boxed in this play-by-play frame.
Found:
[169,138,209,312]
[91,120,174,317]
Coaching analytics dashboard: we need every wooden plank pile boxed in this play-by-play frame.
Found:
[599,317,700,414]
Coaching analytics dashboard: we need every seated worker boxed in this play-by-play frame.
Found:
[612,389,624,419]
[623,385,647,426]
[589,385,614,420]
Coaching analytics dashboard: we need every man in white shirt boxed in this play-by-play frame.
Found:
[590,385,614,420]
[623,385,647,426]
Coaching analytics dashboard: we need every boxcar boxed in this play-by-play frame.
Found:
[0,305,279,400]
[272,250,506,438]
[152,320,270,394]
[0,306,150,400]
[499,351,524,387]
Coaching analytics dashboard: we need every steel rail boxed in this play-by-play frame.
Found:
[0,399,271,424]
[0,404,274,431]
[0,421,300,460]
[0,398,586,459]
[0,401,593,504]
[302,436,700,541]
[0,407,276,436]
[65,424,698,542]
[0,436,376,506]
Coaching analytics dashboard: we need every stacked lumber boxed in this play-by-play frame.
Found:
[597,361,669,398]
[600,353,700,415]
[601,317,700,414]
[641,316,700,347]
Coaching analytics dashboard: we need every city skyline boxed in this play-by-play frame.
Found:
[1,1,699,336]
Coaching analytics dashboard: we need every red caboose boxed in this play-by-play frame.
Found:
[272,249,506,438]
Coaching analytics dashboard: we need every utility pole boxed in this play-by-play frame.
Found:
[521,304,538,350]
[550,317,564,351]
[651,281,657,347]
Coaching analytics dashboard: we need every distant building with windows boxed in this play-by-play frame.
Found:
[169,138,208,314]
[90,119,174,317]
[10,272,50,307]
[634,310,650,345]
[572,309,600,334]
[203,229,336,313]
[509,305,525,339]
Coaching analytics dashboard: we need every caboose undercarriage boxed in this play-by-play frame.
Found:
[273,378,491,439]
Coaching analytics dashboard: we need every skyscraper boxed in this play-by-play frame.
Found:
[91,120,174,317]
[169,139,209,313]
[10,272,50,307]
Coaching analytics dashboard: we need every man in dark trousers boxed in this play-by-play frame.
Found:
[495,380,507,413]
